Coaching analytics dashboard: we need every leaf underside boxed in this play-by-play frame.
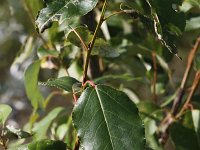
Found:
[73,85,145,150]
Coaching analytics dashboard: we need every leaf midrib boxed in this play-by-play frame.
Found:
[95,87,115,150]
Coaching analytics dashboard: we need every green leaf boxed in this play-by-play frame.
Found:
[39,76,80,92]
[125,0,186,55]
[0,104,12,125]
[147,0,186,55]
[73,85,145,149]
[194,54,200,71]
[67,27,120,58]
[186,17,200,31]
[24,60,44,109]
[37,47,59,58]
[192,110,200,147]
[36,0,98,33]
[24,0,43,17]
[3,125,32,140]
[32,107,64,140]
[18,139,67,150]
[170,122,200,150]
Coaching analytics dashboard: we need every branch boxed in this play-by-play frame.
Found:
[171,36,200,115]
[176,71,200,118]
[82,0,108,84]
[152,51,157,103]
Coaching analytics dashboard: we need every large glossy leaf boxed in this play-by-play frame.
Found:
[18,139,67,150]
[32,107,64,140]
[73,85,145,150]
[36,0,98,33]
[0,104,12,125]
[24,60,44,109]
[39,76,80,92]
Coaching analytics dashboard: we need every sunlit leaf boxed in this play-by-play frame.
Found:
[32,107,64,140]
[24,60,44,109]
[36,0,98,33]
[0,104,12,125]
[73,85,145,149]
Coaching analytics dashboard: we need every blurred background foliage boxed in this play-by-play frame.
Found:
[0,0,200,149]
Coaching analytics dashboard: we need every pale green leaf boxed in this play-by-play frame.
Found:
[0,104,12,125]
[24,60,44,109]
[32,107,64,140]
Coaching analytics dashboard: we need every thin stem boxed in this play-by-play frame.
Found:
[82,0,107,84]
[176,71,200,118]
[69,26,88,51]
[152,51,157,103]
[103,10,124,21]
[171,36,200,115]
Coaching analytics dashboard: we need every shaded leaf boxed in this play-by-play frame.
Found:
[194,54,200,71]
[32,107,64,140]
[39,76,80,92]
[0,104,12,125]
[36,0,98,33]
[73,85,145,150]
[146,0,186,55]
[24,60,44,109]
[3,125,32,140]
[94,73,141,84]
[18,139,67,150]
[125,0,186,55]
[67,26,119,57]
[170,122,199,150]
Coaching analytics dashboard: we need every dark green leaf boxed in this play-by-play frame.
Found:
[125,0,186,55]
[147,0,186,55]
[39,76,80,92]
[0,104,12,125]
[36,0,98,33]
[19,139,67,150]
[73,85,145,150]
[170,122,200,150]
[24,60,44,109]
[32,107,64,140]
[194,54,200,71]
[67,27,120,58]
